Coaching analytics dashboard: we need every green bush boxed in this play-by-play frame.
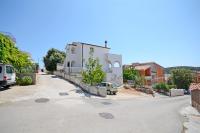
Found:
[153,83,170,92]
[17,76,33,86]
[168,85,176,89]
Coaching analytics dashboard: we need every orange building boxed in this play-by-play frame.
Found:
[130,62,165,86]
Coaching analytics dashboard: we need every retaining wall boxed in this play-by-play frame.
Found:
[53,71,107,97]
[170,89,184,97]
[191,89,200,112]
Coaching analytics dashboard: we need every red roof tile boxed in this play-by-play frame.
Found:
[190,83,200,91]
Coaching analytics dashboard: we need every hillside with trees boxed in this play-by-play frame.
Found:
[165,66,200,74]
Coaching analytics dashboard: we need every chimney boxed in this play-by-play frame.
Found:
[105,40,107,48]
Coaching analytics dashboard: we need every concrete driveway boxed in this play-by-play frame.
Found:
[0,74,92,104]
[0,74,190,133]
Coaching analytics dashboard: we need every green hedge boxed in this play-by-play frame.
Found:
[16,76,33,86]
[153,83,176,92]
[168,85,176,89]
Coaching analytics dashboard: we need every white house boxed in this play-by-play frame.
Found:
[57,42,123,86]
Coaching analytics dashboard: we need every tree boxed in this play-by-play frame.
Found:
[0,33,32,72]
[123,68,139,81]
[123,68,144,87]
[171,68,193,89]
[43,48,66,72]
[82,54,105,86]
[135,75,145,87]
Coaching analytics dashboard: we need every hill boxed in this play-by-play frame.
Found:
[165,66,200,74]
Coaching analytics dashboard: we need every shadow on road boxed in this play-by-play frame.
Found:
[51,75,58,78]
[51,75,92,98]
[0,86,11,92]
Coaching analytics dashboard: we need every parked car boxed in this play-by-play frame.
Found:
[184,89,190,95]
[0,64,16,88]
[97,82,118,95]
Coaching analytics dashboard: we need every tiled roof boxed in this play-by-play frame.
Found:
[132,62,164,69]
[134,65,151,70]
[190,83,200,91]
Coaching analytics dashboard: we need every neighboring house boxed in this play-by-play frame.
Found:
[57,42,123,86]
[124,62,165,86]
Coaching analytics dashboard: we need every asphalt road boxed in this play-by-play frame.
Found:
[0,74,190,133]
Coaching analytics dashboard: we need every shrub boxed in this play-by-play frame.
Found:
[17,76,33,86]
[153,83,170,92]
[82,54,105,86]
[168,85,176,89]
[171,68,193,90]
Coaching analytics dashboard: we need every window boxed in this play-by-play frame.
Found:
[0,66,2,73]
[67,62,70,67]
[71,47,75,54]
[6,66,13,74]
[113,62,120,67]
[100,83,106,87]
[90,47,94,54]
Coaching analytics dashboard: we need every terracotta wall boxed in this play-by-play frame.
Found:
[156,65,165,83]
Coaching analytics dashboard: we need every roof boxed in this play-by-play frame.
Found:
[134,65,151,70]
[190,83,200,91]
[69,42,111,49]
[132,62,164,69]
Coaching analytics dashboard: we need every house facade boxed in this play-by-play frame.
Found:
[58,42,123,86]
[124,62,165,86]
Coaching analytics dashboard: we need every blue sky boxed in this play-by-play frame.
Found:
[0,0,200,68]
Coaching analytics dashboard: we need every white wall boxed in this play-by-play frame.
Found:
[82,44,110,71]
[64,42,123,86]
[105,53,123,86]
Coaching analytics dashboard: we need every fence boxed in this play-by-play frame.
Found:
[191,89,200,112]
[53,71,107,97]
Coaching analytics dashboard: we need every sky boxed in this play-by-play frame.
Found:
[0,0,200,68]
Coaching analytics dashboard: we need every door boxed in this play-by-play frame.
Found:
[6,66,16,84]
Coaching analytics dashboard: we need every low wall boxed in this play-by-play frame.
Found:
[53,71,107,97]
[170,89,184,97]
[17,73,37,85]
[191,89,200,112]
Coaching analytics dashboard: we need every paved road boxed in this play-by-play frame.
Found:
[0,74,190,133]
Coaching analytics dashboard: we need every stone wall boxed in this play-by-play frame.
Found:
[191,89,200,112]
